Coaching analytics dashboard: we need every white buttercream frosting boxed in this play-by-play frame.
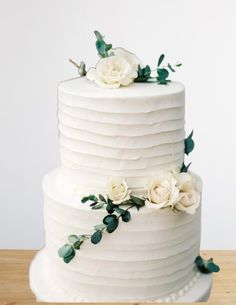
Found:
[42,168,201,301]
[32,77,203,302]
[58,77,185,190]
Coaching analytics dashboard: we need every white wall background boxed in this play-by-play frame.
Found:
[0,0,236,249]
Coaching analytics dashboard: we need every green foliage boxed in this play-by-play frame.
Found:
[92,201,105,209]
[91,230,103,244]
[130,195,145,208]
[81,194,98,203]
[78,61,86,76]
[106,202,115,214]
[121,210,131,222]
[134,54,181,85]
[157,68,170,84]
[135,65,151,82]
[103,214,119,233]
[180,162,192,173]
[58,244,75,263]
[195,256,220,274]
[99,194,107,203]
[185,130,195,155]
[94,30,112,58]
[157,54,165,67]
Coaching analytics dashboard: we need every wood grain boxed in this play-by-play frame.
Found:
[0,250,235,305]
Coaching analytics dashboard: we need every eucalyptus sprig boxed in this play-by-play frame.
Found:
[195,255,220,274]
[58,193,145,263]
[180,130,195,173]
[94,30,112,58]
[69,58,86,76]
[135,54,182,85]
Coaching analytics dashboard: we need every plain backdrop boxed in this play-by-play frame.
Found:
[0,0,236,249]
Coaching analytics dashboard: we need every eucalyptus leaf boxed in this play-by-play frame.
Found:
[94,30,104,41]
[185,130,195,155]
[103,215,119,233]
[130,195,145,207]
[63,251,75,263]
[92,201,105,210]
[73,240,83,250]
[81,194,98,203]
[157,68,169,81]
[78,61,86,76]
[96,40,107,57]
[135,65,151,82]
[68,235,79,244]
[114,207,126,215]
[121,210,131,222]
[94,223,107,231]
[99,194,107,203]
[167,63,175,72]
[106,203,115,214]
[157,54,165,67]
[91,230,103,244]
[180,162,192,173]
[106,217,119,233]
[103,214,117,225]
[195,255,220,274]
[58,244,74,258]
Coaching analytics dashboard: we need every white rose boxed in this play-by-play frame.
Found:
[174,172,201,215]
[86,48,140,89]
[107,177,131,205]
[145,172,179,210]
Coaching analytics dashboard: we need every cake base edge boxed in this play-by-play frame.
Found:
[29,250,212,303]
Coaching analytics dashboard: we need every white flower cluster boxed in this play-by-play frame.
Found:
[107,171,201,215]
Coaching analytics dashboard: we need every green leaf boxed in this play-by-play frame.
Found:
[103,215,119,233]
[157,54,165,67]
[135,65,151,82]
[185,130,195,155]
[96,40,107,57]
[176,62,182,67]
[91,230,103,244]
[157,68,169,81]
[58,244,74,258]
[121,210,131,222]
[99,194,107,203]
[114,207,126,215]
[106,203,115,214]
[107,218,119,233]
[94,30,104,41]
[167,63,175,72]
[78,61,86,76]
[94,223,107,231]
[81,194,98,203]
[103,214,117,225]
[195,255,220,274]
[68,235,79,244]
[92,201,105,210]
[63,251,75,263]
[105,43,112,51]
[73,240,83,250]
[130,195,145,207]
[180,162,192,173]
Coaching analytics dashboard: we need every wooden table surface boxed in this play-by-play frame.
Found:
[0,250,235,305]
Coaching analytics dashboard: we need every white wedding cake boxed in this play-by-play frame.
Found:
[29,31,219,302]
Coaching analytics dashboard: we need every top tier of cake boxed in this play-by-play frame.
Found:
[58,77,185,192]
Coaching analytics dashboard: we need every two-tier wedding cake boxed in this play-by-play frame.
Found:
[29,31,219,302]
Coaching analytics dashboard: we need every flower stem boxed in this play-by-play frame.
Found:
[69,58,80,68]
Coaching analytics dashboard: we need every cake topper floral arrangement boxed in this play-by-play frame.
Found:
[69,30,182,89]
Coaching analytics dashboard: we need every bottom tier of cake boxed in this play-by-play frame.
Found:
[30,168,208,302]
